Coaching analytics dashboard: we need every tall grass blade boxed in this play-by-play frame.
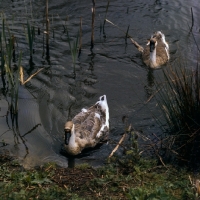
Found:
[65,24,79,75]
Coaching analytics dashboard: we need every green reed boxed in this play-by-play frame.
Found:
[65,26,79,76]
[0,32,6,87]
[26,20,35,60]
[155,62,200,166]
[0,14,22,117]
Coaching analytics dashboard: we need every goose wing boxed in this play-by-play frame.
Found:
[156,42,169,65]
[72,105,105,140]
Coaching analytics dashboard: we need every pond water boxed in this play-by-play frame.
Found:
[0,0,199,168]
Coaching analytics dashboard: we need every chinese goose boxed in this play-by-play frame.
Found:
[64,95,109,155]
[142,31,169,69]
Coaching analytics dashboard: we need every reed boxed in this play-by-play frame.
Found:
[26,20,35,60]
[155,62,200,167]
[125,25,130,44]
[78,17,82,57]
[103,0,110,37]
[91,0,95,49]
[45,0,50,58]
[190,7,194,31]
[0,15,21,117]
[0,32,6,88]
[66,26,79,76]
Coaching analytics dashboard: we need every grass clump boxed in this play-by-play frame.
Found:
[155,62,200,168]
[66,27,79,76]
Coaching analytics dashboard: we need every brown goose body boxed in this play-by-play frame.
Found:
[142,31,169,69]
[64,95,109,155]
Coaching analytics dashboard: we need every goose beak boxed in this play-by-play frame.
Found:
[64,129,71,145]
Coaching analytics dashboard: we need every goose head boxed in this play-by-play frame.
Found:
[64,121,73,145]
[149,38,157,53]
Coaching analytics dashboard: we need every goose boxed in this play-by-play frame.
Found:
[142,31,169,69]
[64,95,109,155]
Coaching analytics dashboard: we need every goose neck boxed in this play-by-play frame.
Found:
[150,48,157,67]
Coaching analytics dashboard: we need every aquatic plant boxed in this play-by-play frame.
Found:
[0,15,22,118]
[155,62,200,167]
[26,20,35,60]
[65,26,79,76]
[0,33,6,88]
[91,0,95,49]
[45,0,50,58]
[102,0,110,38]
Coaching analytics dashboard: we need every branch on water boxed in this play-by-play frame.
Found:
[108,124,132,159]
[105,19,144,53]
[20,66,44,85]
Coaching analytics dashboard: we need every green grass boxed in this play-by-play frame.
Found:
[0,153,198,200]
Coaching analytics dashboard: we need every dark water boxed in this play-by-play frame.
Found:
[0,0,199,168]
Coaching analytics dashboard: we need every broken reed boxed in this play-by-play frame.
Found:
[155,62,200,166]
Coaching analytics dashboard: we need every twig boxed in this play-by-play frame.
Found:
[108,124,132,159]
[105,19,144,52]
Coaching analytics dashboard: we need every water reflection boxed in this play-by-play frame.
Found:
[144,69,155,99]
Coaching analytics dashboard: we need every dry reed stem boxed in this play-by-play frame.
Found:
[105,19,144,52]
